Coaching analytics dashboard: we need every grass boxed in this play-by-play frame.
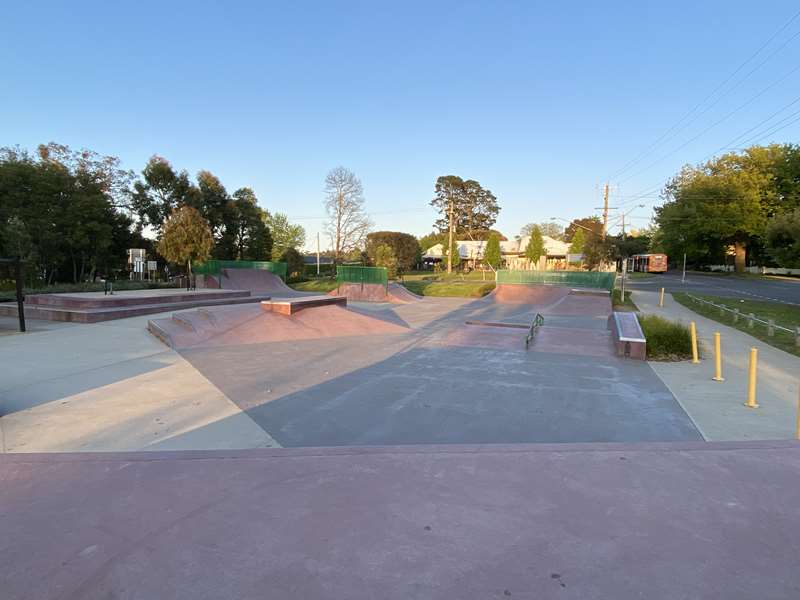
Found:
[626,272,656,280]
[401,280,496,298]
[400,270,497,282]
[638,314,694,361]
[289,278,338,293]
[672,292,800,357]
[612,288,638,311]
[0,280,180,302]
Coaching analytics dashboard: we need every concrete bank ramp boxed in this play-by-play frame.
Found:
[205,268,313,297]
[330,282,424,304]
[488,284,570,305]
[148,302,408,349]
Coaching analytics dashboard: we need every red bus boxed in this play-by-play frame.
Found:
[627,253,668,273]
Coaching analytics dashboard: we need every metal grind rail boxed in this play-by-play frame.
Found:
[525,313,545,350]
[686,293,800,346]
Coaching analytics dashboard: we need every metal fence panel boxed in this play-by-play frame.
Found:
[496,270,615,291]
[193,260,288,280]
[336,266,388,285]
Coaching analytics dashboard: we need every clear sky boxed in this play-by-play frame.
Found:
[3,1,800,249]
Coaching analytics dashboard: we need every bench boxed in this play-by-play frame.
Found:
[607,312,646,360]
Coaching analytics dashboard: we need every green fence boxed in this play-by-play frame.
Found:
[193,260,288,280]
[336,265,388,286]
[496,270,615,291]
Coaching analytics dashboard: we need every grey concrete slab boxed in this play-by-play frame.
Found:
[3,442,800,600]
[182,337,701,446]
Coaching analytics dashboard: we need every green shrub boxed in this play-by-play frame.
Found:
[638,314,693,361]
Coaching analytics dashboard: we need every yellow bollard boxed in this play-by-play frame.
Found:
[745,347,759,408]
[712,332,724,381]
[690,321,700,364]
[659,287,665,308]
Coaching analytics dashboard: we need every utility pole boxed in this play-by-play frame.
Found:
[602,182,610,241]
[447,195,454,274]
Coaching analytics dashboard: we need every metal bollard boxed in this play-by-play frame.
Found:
[745,347,759,408]
[712,332,724,382]
[768,319,775,337]
[659,287,665,308]
[690,321,700,364]
[733,308,739,324]
[748,313,755,329]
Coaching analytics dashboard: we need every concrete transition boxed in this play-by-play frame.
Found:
[201,268,311,297]
[330,281,424,304]
[3,441,800,600]
[148,302,408,349]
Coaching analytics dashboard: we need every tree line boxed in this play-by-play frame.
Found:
[0,143,306,285]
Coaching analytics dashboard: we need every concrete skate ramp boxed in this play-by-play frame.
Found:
[544,290,612,317]
[6,442,800,600]
[489,284,570,305]
[387,282,423,303]
[208,268,311,297]
[148,302,408,349]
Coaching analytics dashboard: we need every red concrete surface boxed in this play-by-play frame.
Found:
[440,323,527,351]
[488,284,569,306]
[543,293,611,317]
[148,303,409,349]
[3,442,800,600]
[387,282,424,303]
[210,269,310,297]
[331,282,390,302]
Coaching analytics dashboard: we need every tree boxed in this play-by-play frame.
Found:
[583,236,615,270]
[446,238,461,270]
[766,208,800,268]
[524,225,545,268]
[365,231,419,273]
[131,156,198,232]
[373,243,398,279]
[324,167,372,264]
[419,231,447,251]
[156,206,214,283]
[217,188,272,260]
[279,246,305,280]
[484,232,502,270]
[522,222,562,239]
[564,217,602,242]
[569,228,586,254]
[265,212,306,261]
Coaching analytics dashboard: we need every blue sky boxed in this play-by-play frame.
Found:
[3,1,800,249]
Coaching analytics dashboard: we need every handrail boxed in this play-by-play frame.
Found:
[525,313,545,349]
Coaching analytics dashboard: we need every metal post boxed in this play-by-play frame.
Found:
[733,308,739,324]
[748,313,755,329]
[712,332,724,382]
[745,347,759,408]
[768,319,775,337]
[659,287,665,308]
[681,253,686,284]
[15,257,26,333]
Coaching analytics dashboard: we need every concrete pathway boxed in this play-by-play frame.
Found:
[3,442,800,600]
[633,290,800,441]
[0,312,277,452]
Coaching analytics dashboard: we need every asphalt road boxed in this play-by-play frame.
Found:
[623,271,800,305]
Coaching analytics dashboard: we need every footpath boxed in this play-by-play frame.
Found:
[633,289,800,441]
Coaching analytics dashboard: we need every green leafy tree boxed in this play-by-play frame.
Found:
[279,246,305,280]
[365,231,419,273]
[569,228,586,254]
[565,217,602,242]
[265,212,306,261]
[525,225,545,267]
[522,222,562,239]
[583,236,615,270]
[484,232,502,269]
[131,156,198,232]
[157,206,214,281]
[216,187,272,260]
[419,231,447,251]
[373,243,398,279]
[447,238,461,270]
[766,208,800,268]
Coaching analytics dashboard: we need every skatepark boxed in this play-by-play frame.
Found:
[3,266,800,599]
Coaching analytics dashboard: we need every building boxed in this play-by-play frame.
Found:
[424,236,574,270]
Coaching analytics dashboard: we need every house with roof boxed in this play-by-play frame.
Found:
[424,235,575,270]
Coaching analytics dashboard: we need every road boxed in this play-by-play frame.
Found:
[623,271,800,305]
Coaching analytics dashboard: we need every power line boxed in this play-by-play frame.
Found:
[609,7,800,181]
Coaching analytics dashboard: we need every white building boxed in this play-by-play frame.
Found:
[424,236,574,270]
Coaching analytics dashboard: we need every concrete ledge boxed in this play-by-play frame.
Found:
[261,295,347,315]
[608,311,647,359]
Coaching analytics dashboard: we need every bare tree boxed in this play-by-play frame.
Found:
[324,167,372,264]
